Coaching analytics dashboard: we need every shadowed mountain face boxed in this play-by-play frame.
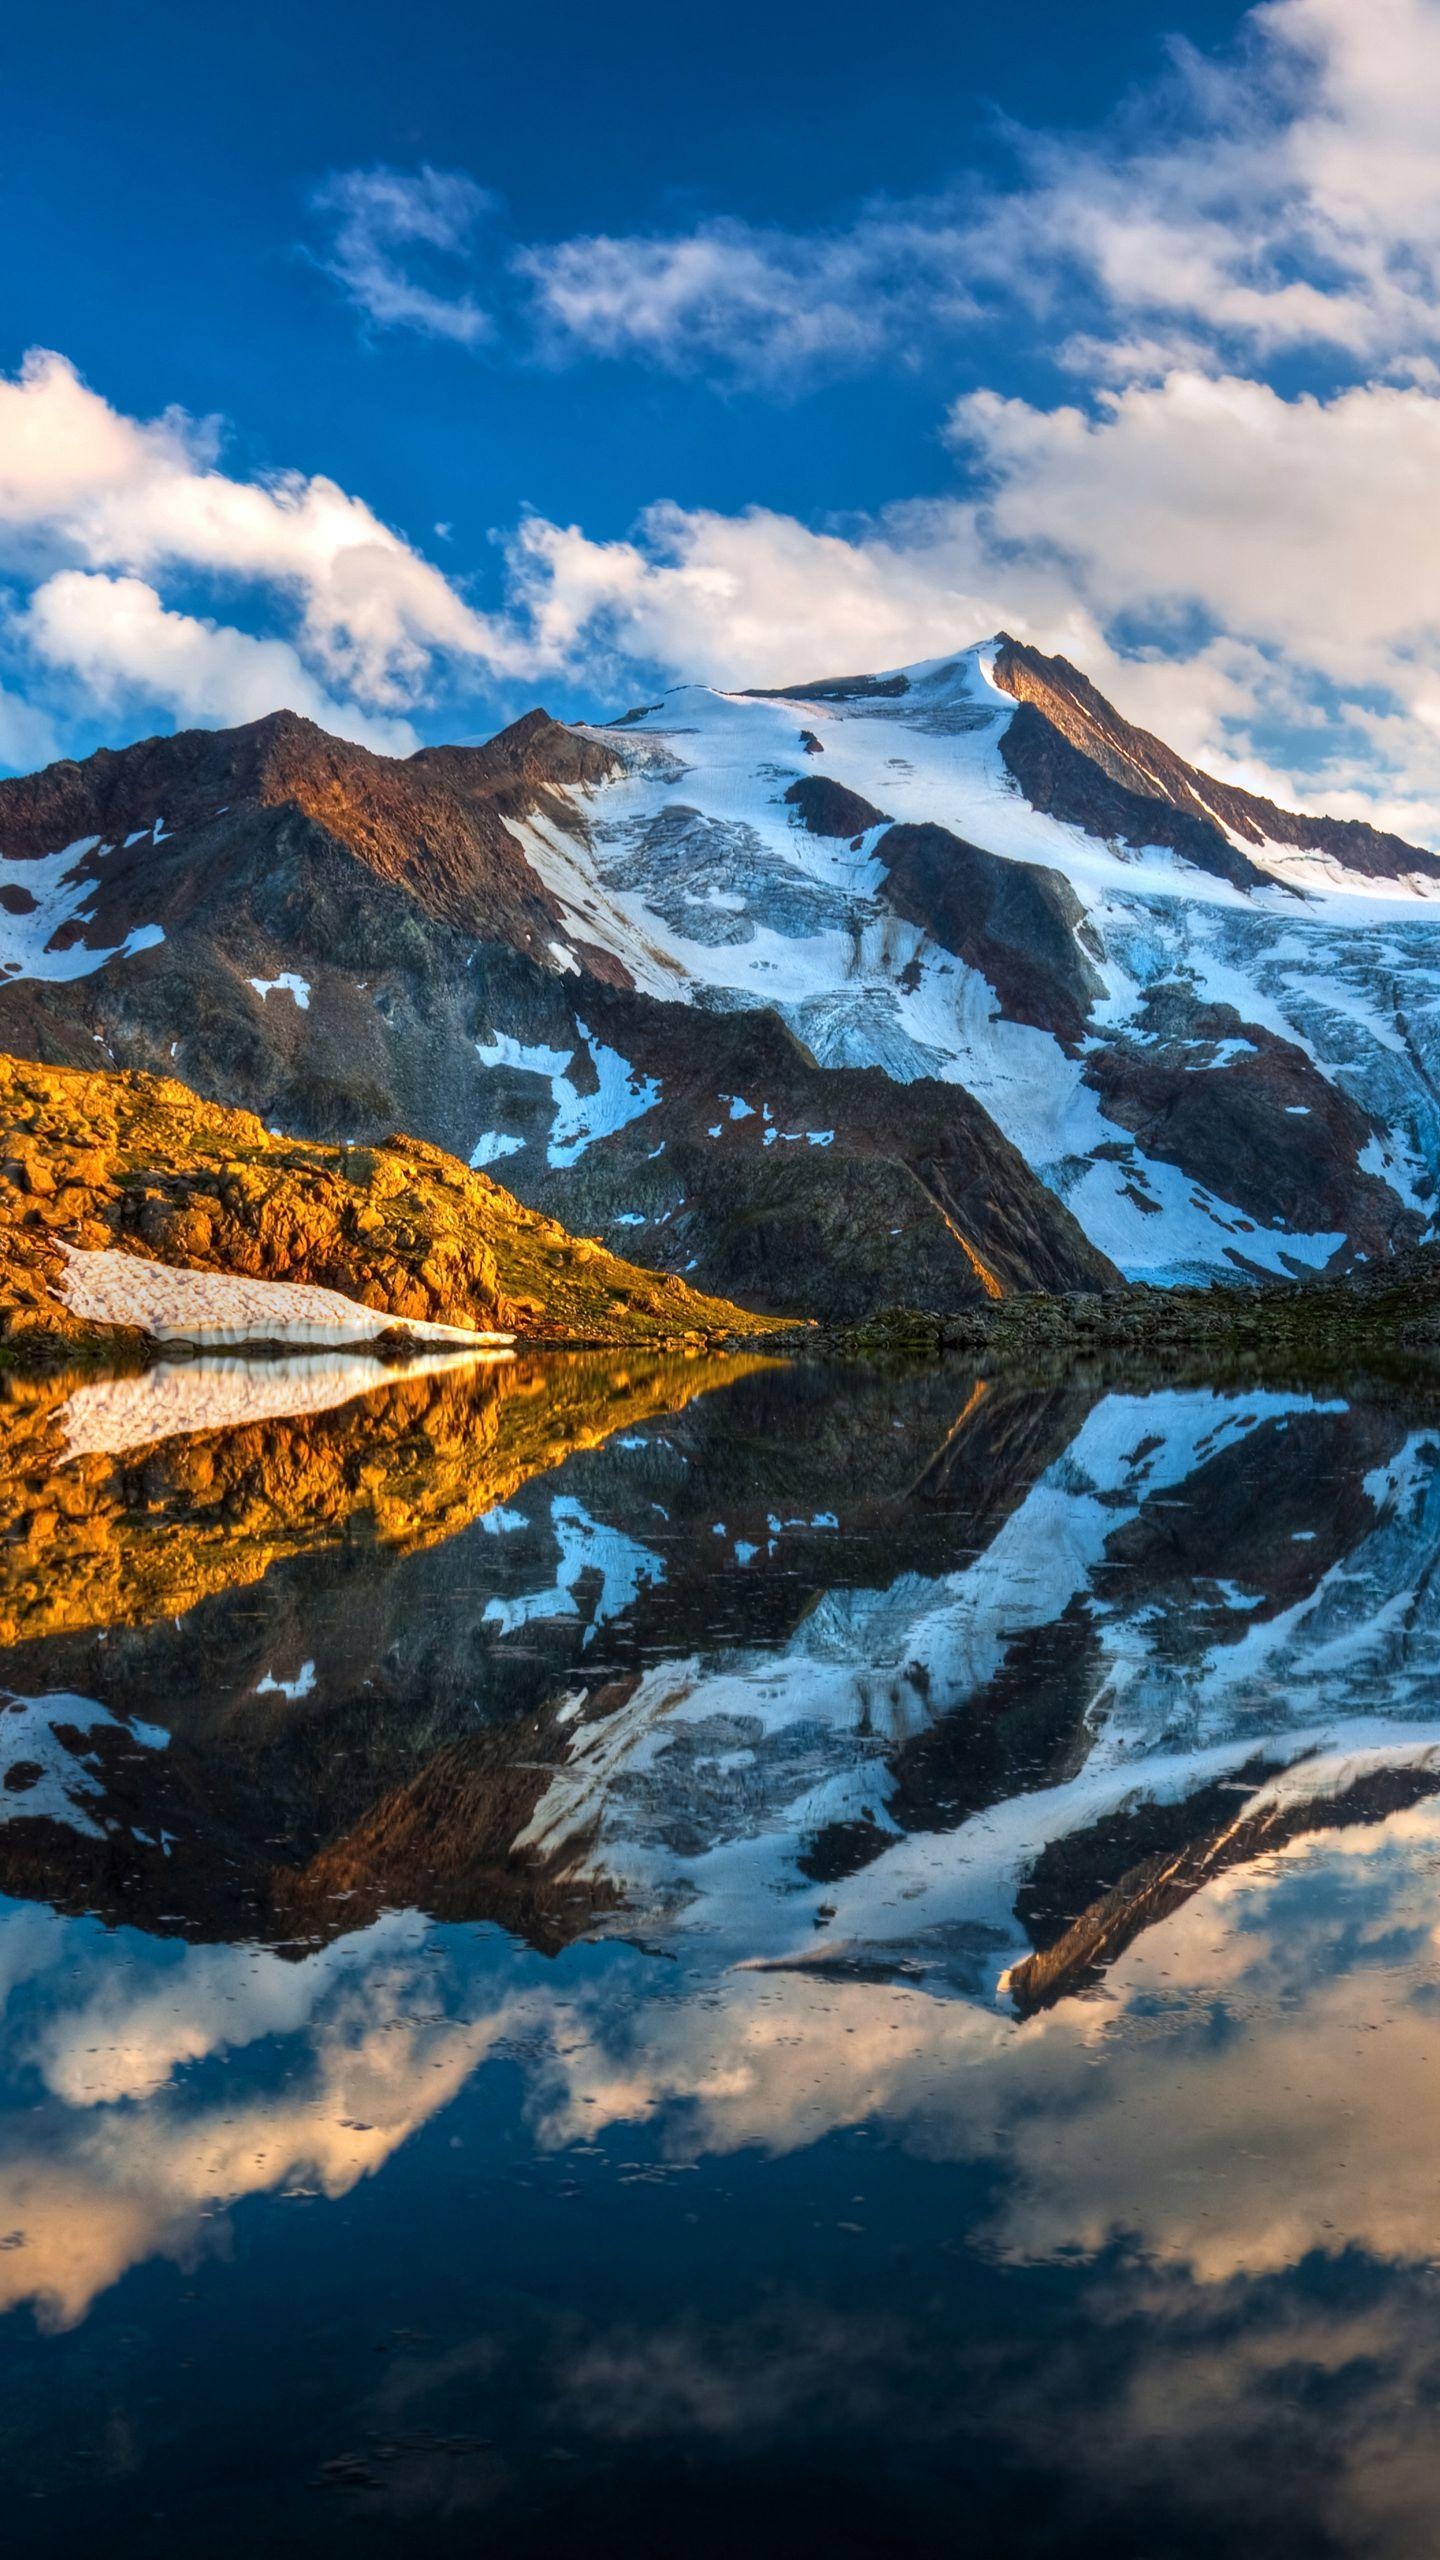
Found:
[3,637,1440,1308]
[990,635,1440,887]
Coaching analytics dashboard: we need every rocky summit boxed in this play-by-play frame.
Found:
[1,636,1438,1315]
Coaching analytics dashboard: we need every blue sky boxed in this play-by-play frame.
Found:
[6,0,1247,537]
[8,0,1440,837]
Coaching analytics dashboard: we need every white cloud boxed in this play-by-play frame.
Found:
[513,213,977,385]
[502,502,1005,687]
[0,346,544,769]
[492,461,1440,837]
[0,348,530,707]
[944,367,1440,828]
[21,572,419,751]
[308,164,497,348]
[497,499,1302,789]
[305,3,1440,389]
[6,339,1440,833]
[972,0,1440,379]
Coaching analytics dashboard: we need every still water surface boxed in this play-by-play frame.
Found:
[2,1346,1440,2556]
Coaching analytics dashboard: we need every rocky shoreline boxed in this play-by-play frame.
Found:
[759,1247,1440,1374]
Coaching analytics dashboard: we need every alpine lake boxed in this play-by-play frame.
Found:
[2,1336,1439,2559]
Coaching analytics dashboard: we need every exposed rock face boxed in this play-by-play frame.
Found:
[996,697,1272,892]
[991,634,1440,886]
[783,775,890,839]
[454,993,1118,1316]
[1080,983,1411,1264]
[0,706,581,943]
[875,820,1103,1049]
[0,1053,777,1355]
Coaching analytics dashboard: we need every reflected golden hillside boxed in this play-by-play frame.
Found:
[0,1346,780,1650]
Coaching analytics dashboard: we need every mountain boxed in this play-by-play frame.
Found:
[2,635,1437,1307]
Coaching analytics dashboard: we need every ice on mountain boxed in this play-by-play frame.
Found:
[0,836,164,985]
[469,1130,526,1169]
[474,1021,661,1166]
[592,802,856,949]
[248,972,310,1009]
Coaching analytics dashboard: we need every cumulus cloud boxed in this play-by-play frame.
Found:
[503,501,1017,689]
[21,572,419,751]
[481,343,1440,833]
[0,346,543,767]
[0,348,525,706]
[944,368,1440,829]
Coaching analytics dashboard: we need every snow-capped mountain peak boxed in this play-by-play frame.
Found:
[0,636,1437,1307]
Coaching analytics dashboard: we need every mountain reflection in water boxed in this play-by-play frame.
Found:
[4,1351,1440,2557]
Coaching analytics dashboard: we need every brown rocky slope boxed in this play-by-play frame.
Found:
[0,1053,782,1358]
[991,633,1440,888]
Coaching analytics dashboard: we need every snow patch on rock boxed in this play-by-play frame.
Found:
[248,972,310,1010]
[474,1021,660,1166]
[0,837,163,985]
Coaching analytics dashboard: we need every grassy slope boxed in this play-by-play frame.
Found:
[0,1054,785,1357]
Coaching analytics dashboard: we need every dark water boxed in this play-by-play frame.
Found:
[4,1343,1440,2558]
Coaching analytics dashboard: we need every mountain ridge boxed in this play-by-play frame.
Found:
[0,634,1434,1309]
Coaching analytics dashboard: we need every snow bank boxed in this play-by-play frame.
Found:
[0,836,164,984]
[54,1243,514,1353]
